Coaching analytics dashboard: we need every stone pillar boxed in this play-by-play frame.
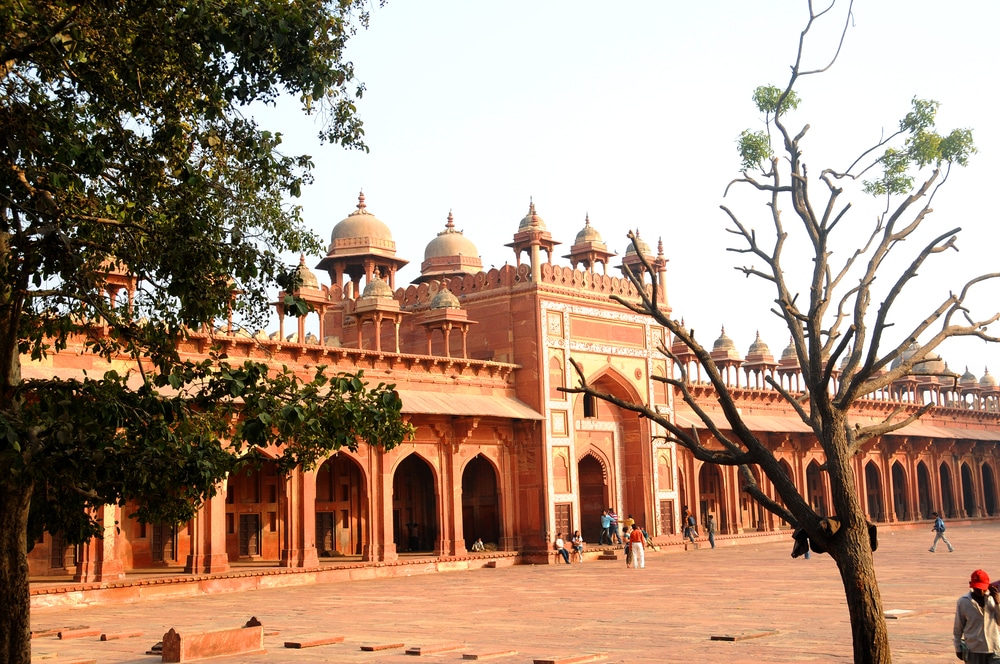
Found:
[185,481,230,574]
[366,448,395,562]
[280,467,319,568]
[74,505,125,582]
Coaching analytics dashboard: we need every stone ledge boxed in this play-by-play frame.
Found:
[283,635,345,648]
[405,641,464,655]
[161,624,265,662]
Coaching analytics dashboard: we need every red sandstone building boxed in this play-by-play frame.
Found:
[26,193,1000,581]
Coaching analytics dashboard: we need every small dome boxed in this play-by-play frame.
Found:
[624,230,653,256]
[424,211,479,260]
[839,345,853,370]
[292,254,319,290]
[574,214,605,246]
[747,331,771,357]
[361,274,394,299]
[330,191,394,246]
[430,286,461,310]
[960,366,978,386]
[713,326,736,352]
[891,341,921,370]
[916,350,946,376]
[781,338,797,361]
[518,200,546,231]
[981,368,996,388]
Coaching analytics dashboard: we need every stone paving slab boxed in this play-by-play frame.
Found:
[29,523,1000,662]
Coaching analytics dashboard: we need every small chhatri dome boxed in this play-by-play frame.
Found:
[891,341,921,370]
[361,273,393,299]
[518,200,546,231]
[981,368,997,388]
[574,214,605,246]
[961,366,979,386]
[330,190,394,246]
[430,285,462,310]
[781,337,797,361]
[424,210,480,260]
[292,254,319,290]
[747,331,771,357]
[624,229,653,256]
[713,326,736,352]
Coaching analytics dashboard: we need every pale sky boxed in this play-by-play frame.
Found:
[253,1,1000,380]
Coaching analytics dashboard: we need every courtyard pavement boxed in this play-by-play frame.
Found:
[29,523,999,663]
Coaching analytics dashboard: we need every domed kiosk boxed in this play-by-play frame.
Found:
[563,214,616,274]
[414,210,483,284]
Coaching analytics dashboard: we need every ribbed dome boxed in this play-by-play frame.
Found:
[292,254,319,290]
[747,332,771,357]
[361,274,393,299]
[624,230,653,256]
[424,211,479,260]
[961,366,979,386]
[430,286,461,310]
[331,191,394,245]
[574,215,605,246]
[713,326,736,352]
[518,201,546,231]
[981,368,996,388]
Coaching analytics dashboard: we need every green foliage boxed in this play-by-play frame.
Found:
[738,129,774,171]
[752,84,801,116]
[864,97,976,195]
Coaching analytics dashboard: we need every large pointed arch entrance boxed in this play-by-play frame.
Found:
[940,464,956,518]
[891,462,908,521]
[983,464,998,517]
[806,460,828,517]
[698,464,726,532]
[225,457,282,561]
[392,454,437,553]
[462,454,500,549]
[961,463,976,518]
[573,368,652,533]
[315,454,366,557]
[578,453,608,543]
[864,461,884,522]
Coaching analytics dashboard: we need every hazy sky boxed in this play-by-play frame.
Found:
[254,1,999,379]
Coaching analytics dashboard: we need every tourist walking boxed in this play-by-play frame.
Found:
[953,569,1000,662]
[682,506,698,544]
[629,522,646,569]
[554,533,570,564]
[599,510,612,545]
[624,525,633,568]
[707,513,717,549]
[930,511,955,553]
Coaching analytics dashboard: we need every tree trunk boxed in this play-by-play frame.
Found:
[0,480,33,664]
[831,515,890,663]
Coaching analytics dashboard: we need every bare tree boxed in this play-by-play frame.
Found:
[565,2,999,662]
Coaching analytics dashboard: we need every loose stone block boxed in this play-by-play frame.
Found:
[101,630,143,640]
[405,641,464,655]
[160,623,265,662]
[58,627,102,640]
[360,641,405,651]
[463,648,519,660]
[284,635,345,648]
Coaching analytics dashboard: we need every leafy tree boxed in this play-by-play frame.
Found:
[0,3,411,663]
[568,3,998,663]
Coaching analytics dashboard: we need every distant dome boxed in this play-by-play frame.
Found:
[747,332,771,357]
[292,254,319,290]
[518,201,546,231]
[960,366,979,386]
[330,191,394,246]
[839,345,853,370]
[574,215,605,246]
[430,286,461,310]
[981,368,997,388]
[361,274,393,299]
[891,341,921,371]
[781,338,797,362]
[424,211,479,260]
[624,230,653,257]
[713,327,737,352]
[916,350,946,376]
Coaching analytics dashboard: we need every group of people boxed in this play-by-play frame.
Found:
[682,505,718,549]
[553,531,585,564]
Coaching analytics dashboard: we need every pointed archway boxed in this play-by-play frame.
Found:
[740,465,765,531]
[961,462,976,517]
[462,454,500,549]
[315,454,367,557]
[940,464,956,519]
[578,453,608,543]
[806,460,828,517]
[698,464,726,532]
[392,454,437,553]
[865,461,884,522]
[917,461,932,520]
[891,461,908,521]
[225,457,283,561]
[983,464,998,517]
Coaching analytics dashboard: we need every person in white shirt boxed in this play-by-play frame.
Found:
[954,569,1000,663]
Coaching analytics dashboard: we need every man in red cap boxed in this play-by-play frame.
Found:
[953,569,1000,662]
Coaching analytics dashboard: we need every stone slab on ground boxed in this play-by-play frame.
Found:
[360,641,405,651]
[161,624,265,662]
[884,608,933,619]
[58,627,102,639]
[101,629,143,640]
[710,629,780,641]
[404,641,464,655]
[462,648,519,660]
[284,635,345,648]
[532,653,608,664]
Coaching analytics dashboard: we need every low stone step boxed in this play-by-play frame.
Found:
[58,627,102,640]
[360,641,405,651]
[284,635,345,649]
[101,630,143,641]
[463,647,519,660]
